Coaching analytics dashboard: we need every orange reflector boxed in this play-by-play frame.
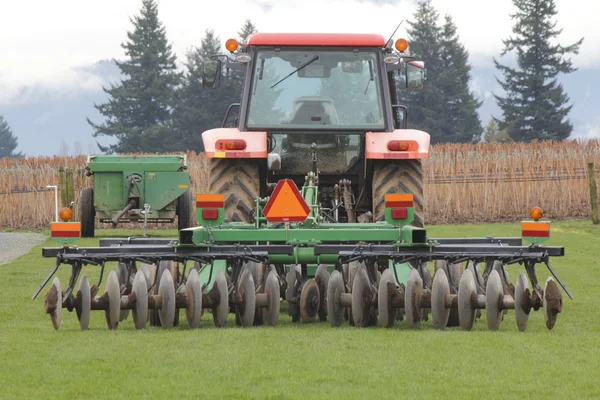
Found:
[196,194,224,209]
[225,38,239,52]
[385,193,414,208]
[521,222,550,237]
[395,38,409,52]
[263,179,310,223]
[59,207,73,222]
[530,207,543,221]
[51,222,81,238]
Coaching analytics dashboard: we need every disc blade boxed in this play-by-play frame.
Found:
[405,268,423,329]
[514,273,530,332]
[105,271,120,330]
[457,268,476,331]
[285,264,300,322]
[212,270,229,328]
[158,268,176,328]
[132,270,148,329]
[485,269,503,331]
[116,262,130,322]
[44,277,62,330]
[263,270,280,327]
[77,275,91,330]
[236,268,256,328]
[185,269,202,329]
[300,278,320,323]
[378,269,397,328]
[351,264,372,328]
[327,270,345,327]
[431,269,450,330]
[315,264,330,322]
[543,277,562,330]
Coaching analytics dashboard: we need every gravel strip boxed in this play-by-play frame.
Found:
[0,232,47,265]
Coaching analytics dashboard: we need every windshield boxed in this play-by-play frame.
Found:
[247,49,385,130]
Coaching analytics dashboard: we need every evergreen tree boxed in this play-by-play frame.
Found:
[483,119,511,143]
[238,19,258,49]
[438,15,483,143]
[494,0,583,142]
[0,116,22,158]
[172,29,223,152]
[173,21,260,152]
[87,0,181,153]
[400,1,482,143]
[400,0,443,138]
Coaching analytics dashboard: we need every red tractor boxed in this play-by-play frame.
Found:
[201,33,427,226]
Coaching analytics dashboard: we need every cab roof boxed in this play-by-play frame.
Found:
[245,33,387,47]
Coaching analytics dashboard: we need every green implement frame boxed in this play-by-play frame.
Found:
[80,154,193,236]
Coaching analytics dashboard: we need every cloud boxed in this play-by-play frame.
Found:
[0,0,597,104]
[572,123,600,139]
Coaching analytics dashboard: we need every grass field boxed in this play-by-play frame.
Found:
[1,221,599,399]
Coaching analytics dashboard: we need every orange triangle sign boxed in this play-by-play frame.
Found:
[263,179,311,223]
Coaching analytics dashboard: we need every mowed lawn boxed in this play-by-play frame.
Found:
[0,221,599,399]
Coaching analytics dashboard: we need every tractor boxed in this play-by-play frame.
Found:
[34,33,570,332]
[201,33,427,227]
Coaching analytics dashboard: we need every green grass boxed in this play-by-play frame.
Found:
[1,222,599,399]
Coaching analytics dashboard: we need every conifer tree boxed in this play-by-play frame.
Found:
[494,0,583,142]
[88,0,181,153]
[0,116,22,158]
[400,0,482,143]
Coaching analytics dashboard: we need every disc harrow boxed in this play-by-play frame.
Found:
[34,176,571,332]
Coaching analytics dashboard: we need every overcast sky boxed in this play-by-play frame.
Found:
[0,0,597,97]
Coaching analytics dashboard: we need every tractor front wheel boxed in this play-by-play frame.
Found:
[80,187,95,237]
[209,158,260,222]
[372,160,424,227]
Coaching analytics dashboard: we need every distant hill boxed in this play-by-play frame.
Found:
[1,60,598,156]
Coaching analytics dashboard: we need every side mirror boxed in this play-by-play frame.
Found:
[406,61,425,90]
[202,60,222,89]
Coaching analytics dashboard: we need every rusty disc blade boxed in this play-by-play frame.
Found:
[315,264,330,322]
[543,277,562,330]
[485,270,503,331]
[185,269,202,329]
[158,268,176,328]
[327,270,345,327]
[405,268,423,329]
[263,270,280,327]
[132,270,148,330]
[457,268,476,331]
[300,278,320,323]
[105,271,121,330]
[378,269,397,328]
[351,264,372,328]
[77,275,91,330]
[431,268,450,330]
[514,273,530,332]
[236,268,256,328]
[212,270,229,328]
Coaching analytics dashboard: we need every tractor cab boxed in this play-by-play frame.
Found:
[201,33,429,225]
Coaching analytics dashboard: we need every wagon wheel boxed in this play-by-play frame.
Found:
[80,187,95,238]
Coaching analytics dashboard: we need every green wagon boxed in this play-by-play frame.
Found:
[79,155,194,237]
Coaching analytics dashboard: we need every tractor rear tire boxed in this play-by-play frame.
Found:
[372,160,424,227]
[209,158,260,222]
[177,189,194,230]
[80,188,95,238]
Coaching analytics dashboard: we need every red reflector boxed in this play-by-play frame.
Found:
[218,140,246,151]
[387,141,409,152]
[391,208,407,219]
[522,230,550,238]
[202,209,219,220]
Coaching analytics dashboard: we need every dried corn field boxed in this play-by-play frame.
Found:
[1,140,599,229]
